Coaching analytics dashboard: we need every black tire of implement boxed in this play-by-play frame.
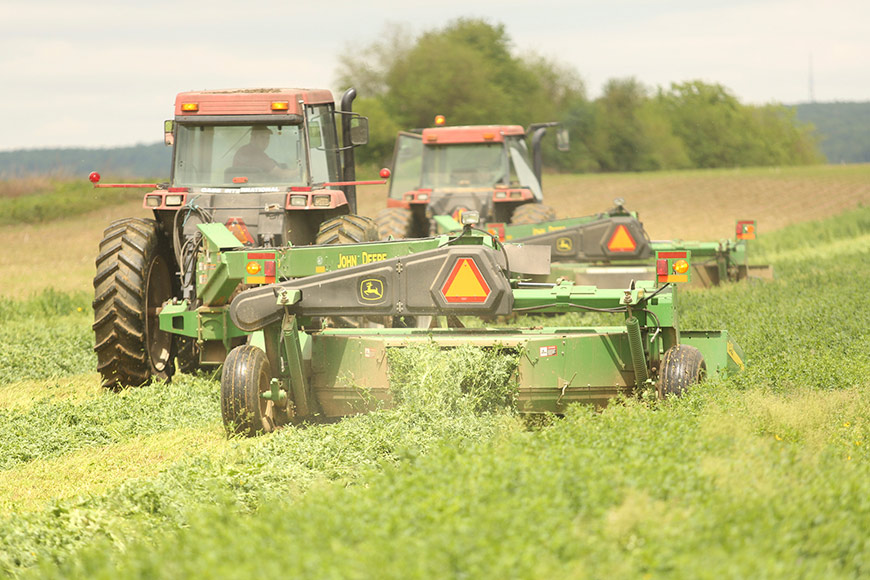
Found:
[510,203,557,225]
[374,207,414,240]
[659,344,707,398]
[315,214,379,245]
[221,345,288,437]
[92,218,175,388]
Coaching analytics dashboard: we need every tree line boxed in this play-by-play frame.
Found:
[337,18,824,172]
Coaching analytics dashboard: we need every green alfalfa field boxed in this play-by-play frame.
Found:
[0,165,869,578]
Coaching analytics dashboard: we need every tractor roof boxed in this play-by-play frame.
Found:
[174,88,334,117]
[420,125,525,145]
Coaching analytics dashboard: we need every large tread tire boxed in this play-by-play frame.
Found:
[315,214,379,245]
[375,207,414,240]
[510,203,557,225]
[659,345,707,398]
[221,345,288,436]
[93,218,175,388]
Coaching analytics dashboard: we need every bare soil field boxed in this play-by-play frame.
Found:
[2,164,867,299]
[358,164,870,240]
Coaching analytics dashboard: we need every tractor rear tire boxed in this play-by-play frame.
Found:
[659,345,707,398]
[221,345,288,437]
[315,214,379,245]
[92,218,175,388]
[510,203,557,225]
[375,207,414,240]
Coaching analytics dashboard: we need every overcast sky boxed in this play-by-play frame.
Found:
[1,0,866,151]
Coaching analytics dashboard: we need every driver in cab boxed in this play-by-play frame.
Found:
[233,127,298,179]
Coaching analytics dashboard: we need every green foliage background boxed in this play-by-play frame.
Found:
[339,18,824,173]
[0,202,869,577]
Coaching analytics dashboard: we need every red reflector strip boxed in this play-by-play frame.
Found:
[657,251,687,259]
[264,261,276,276]
[656,259,668,275]
[487,223,506,242]
[247,253,274,259]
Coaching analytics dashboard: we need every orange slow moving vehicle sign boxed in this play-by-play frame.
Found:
[441,258,491,303]
[606,224,637,252]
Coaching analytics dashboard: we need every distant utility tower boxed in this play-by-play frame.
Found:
[808,52,815,102]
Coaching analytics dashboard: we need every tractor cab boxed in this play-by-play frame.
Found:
[378,119,567,239]
[153,89,369,248]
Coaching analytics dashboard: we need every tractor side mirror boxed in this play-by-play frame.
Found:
[556,127,569,152]
[349,116,369,146]
[164,120,174,146]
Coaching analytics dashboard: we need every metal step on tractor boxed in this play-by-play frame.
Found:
[154,211,746,436]
[90,87,389,388]
[377,116,773,289]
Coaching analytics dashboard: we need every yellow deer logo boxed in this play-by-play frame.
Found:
[360,279,384,301]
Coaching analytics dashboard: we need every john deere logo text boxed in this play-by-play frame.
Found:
[555,237,573,252]
[359,278,384,302]
[338,252,389,269]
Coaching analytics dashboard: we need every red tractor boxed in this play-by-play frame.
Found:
[91,88,381,388]
[375,118,568,239]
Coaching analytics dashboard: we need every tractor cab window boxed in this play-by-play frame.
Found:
[506,137,543,200]
[305,104,341,184]
[173,124,308,188]
[387,132,423,200]
[422,143,508,189]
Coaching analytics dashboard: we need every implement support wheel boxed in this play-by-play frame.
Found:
[659,344,707,397]
[221,345,288,437]
[93,218,175,388]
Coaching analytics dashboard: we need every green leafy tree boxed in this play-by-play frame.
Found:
[336,19,590,167]
[590,78,688,172]
[658,81,821,168]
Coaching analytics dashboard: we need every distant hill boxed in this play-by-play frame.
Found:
[0,143,170,179]
[794,101,870,164]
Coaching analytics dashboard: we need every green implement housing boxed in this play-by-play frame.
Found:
[433,209,774,289]
[158,221,745,436]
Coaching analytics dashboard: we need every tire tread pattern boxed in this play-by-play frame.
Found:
[374,207,413,240]
[92,218,173,388]
[510,203,557,225]
[659,344,707,397]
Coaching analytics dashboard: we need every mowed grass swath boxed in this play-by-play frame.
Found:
[0,172,868,577]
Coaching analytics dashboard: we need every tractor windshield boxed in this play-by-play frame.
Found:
[421,143,508,189]
[173,124,308,188]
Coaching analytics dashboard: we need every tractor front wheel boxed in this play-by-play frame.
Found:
[221,345,289,436]
[659,345,707,397]
[375,207,414,240]
[510,203,557,225]
[92,218,175,388]
[315,214,379,245]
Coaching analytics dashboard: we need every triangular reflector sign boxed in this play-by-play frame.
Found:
[607,225,636,252]
[441,258,490,303]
